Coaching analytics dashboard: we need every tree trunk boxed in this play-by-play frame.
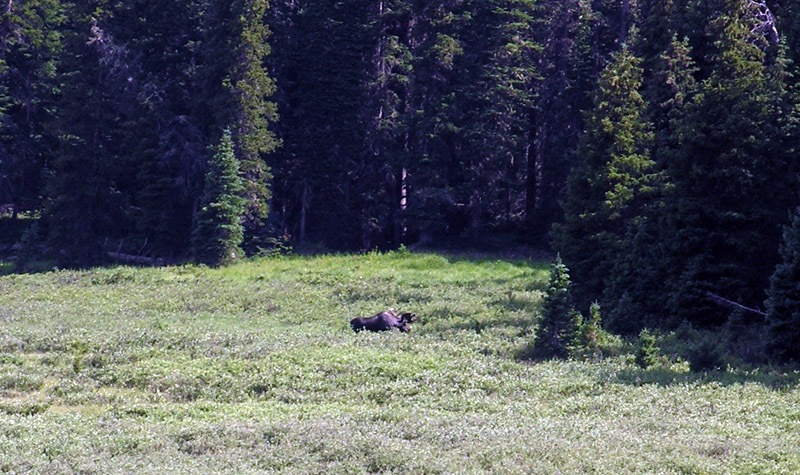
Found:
[300,182,310,242]
[393,168,407,245]
[525,105,539,228]
[620,0,631,44]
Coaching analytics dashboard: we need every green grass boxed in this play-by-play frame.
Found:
[0,252,799,473]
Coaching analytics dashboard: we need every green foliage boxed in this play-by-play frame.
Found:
[765,207,800,363]
[686,335,725,373]
[581,301,603,359]
[555,45,654,310]
[204,0,280,228]
[42,3,138,266]
[269,0,374,248]
[191,129,247,266]
[635,329,660,369]
[0,0,66,215]
[662,0,795,326]
[533,256,583,359]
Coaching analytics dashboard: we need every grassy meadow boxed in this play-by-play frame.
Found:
[1,251,799,473]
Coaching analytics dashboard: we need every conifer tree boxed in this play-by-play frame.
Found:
[191,129,247,266]
[528,0,596,235]
[268,0,373,248]
[604,35,698,333]
[112,0,216,258]
[765,207,800,363]
[202,0,280,242]
[464,0,538,231]
[582,301,603,359]
[664,0,793,326]
[533,255,583,359]
[0,0,65,216]
[554,44,654,310]
[44,5,136,265]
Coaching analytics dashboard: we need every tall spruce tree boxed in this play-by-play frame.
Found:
[664,0,793,326]
[363,0,414,248]
[268,0,373,249]
[603,35,699,333]
[554,44,655,310]
[765,206,800,363]
[528,0,596,237]
[202,0,280,246]
[113,0,211,258]
[191,129,247,266]
[0,0,65,217]
[403,0,476,242]
[44,5,139,265]
[467,0,538,231]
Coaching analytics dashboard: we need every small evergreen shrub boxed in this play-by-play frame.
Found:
[581,302,603,360]
[532,256,583,359]
[635,329,660,369]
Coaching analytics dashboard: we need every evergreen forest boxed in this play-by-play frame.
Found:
[3,0,800,361]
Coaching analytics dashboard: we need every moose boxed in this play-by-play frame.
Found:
[350,309,417,333]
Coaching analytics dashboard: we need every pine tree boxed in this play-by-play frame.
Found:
[603,35,698,333]
[268,0,373,249]
[202,0,280,244]
[664,0,793,326]
[363,0,414,248]
[465,0,538,231]
[0,0,65,216]
[554,44,655,310]
[528,0,595,236]
[44,4,137,265]
[191,129,247,266]
[113,0,210,258]
[402,0,478,242]
[765,207,800,363]
[533,255,583,359]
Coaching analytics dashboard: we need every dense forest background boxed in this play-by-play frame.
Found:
[2,0,800,359]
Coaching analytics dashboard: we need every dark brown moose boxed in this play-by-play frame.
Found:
[350,309,417,333]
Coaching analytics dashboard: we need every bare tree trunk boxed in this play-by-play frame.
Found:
[400,168,407,211]
[300,183,310,242]
[393,168,407,245]
[525,105,538,228]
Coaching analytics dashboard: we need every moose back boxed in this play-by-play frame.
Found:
[350,309,417,333]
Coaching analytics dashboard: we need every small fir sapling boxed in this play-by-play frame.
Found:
[582,301,603,360]
[533,255,583,359]
[635,329,660,369]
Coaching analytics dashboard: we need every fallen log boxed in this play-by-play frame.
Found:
[705,291,767,317]
[107,251,163,266]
